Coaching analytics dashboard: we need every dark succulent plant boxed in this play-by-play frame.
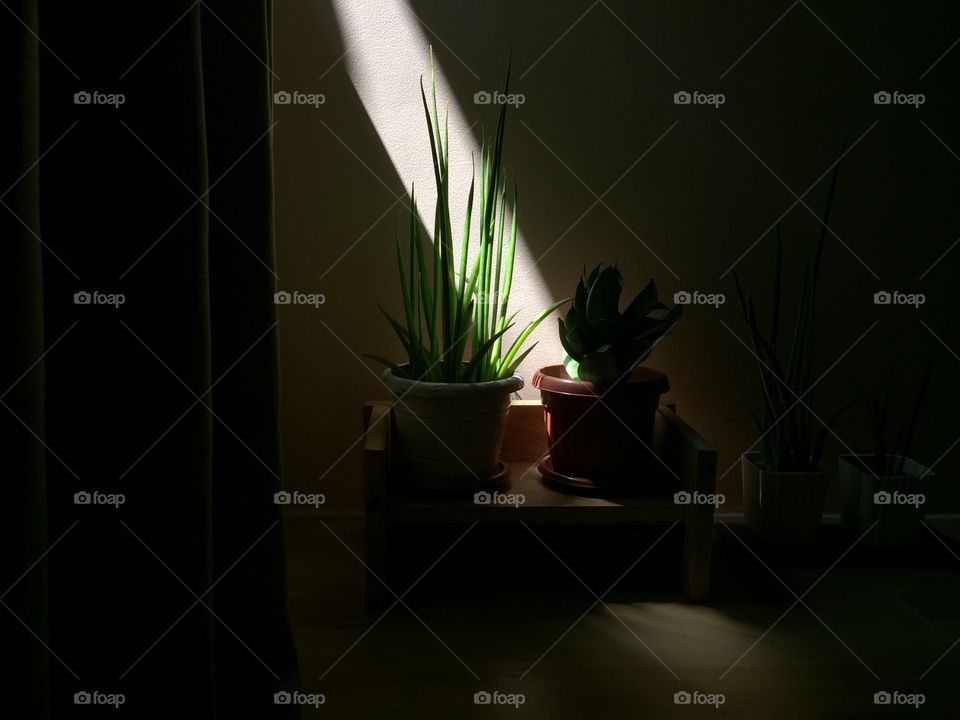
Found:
[558,265,682,384]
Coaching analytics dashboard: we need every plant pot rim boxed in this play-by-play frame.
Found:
[532,363,669,397]
[382,366,523,397]
[839,453,933,479]
[742,451,826,475]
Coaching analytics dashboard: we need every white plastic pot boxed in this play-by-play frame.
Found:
[742,452,826,543]
[382,368,522,492]
[839,454,931,547]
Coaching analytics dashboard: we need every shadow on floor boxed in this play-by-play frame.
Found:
[285,517,960,719]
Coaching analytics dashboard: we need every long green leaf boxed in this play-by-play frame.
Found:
[489,182,507,372]
[497,183,519,334]
[499,297,571,377]
[365,353,406,378]
[770,224,782,355]
[463,323,514,381]
[396,205,417,354]
[505,343,538,378]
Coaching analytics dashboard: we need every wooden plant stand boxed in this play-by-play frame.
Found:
[362,399,718,605]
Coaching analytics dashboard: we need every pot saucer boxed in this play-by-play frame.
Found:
[537,456,636,495]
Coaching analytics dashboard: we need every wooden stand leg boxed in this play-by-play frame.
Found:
[363,402,392,611]
[682,506,712,602]
[364,513,390,611]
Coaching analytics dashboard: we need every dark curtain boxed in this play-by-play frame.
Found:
[2,1,299,717]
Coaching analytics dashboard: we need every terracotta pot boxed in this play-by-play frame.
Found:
[531,364,669,483]
[741,452,826,543]
[839,454,932,547]
[382,368,522,492]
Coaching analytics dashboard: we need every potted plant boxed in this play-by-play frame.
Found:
[532,265,681,487]
[369,54,567,492]
[734,166,852,542]
[840,364,932,546]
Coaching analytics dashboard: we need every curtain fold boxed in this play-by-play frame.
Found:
[2,1,49,717]
[201,0,300,714]
[3,1,298,716]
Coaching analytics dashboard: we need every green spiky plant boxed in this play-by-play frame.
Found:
[852,362,931,476]
[369,51,568,383]
[733,164,855,473]
[558,265,682,385]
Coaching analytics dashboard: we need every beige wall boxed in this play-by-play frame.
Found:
[274,0,960,514]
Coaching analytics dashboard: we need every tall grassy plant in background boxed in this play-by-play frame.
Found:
[852,362,931,476]
[370,51,567,383]
[733,163,852,472]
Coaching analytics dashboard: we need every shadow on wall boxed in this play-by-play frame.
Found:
[275,0,960,514]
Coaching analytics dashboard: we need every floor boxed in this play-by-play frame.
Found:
[285,517,960,719]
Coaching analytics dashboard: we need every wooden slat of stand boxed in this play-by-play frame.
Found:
[653,404,719,601]
[362,401,391,608]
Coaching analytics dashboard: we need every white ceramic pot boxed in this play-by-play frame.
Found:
[382,368,522,492]
[839,454,931,547]
[742,452,826,543]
